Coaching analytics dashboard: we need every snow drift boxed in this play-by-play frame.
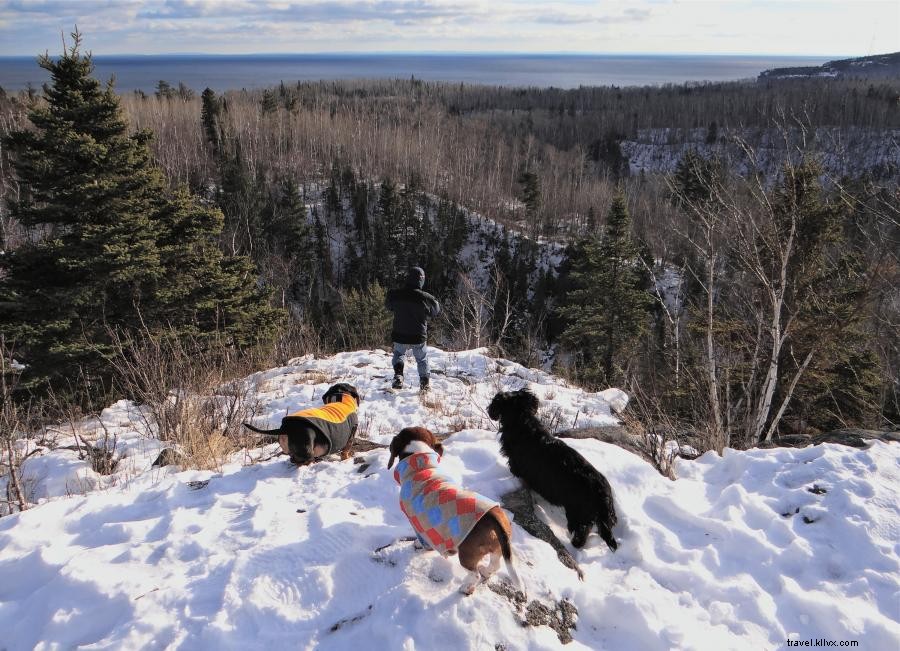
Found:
[1,348,897,650]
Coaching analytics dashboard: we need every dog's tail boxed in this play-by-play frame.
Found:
[596,496,619,552]
[490,507,524,594]
[242,423,281,437]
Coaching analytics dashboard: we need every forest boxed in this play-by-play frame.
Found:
[1,36,897,472]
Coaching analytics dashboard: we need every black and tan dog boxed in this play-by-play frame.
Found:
[488,389,619,551]
[244,383,360,465]
[388,426,521,595]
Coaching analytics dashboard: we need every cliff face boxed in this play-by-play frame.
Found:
[759,52,900,80]
[620,126,900,183]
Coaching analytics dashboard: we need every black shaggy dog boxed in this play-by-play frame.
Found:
[488,389,618,551]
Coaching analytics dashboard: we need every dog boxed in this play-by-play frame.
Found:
[244,383,361,465]
[488,389,618,551]
[387,426,521,595]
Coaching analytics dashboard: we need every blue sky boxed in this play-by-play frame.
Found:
[0,1,896,57]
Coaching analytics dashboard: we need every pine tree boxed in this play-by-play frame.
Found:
[217,142,264,254]
[672,149,720,207]
[1,33,169,395]
[152,189,281,346]
[200,87,223,155]
[746,161,878,437]
[518,169,541,223]
[265,177,310,261]
[260,89,278,115]
[155,80,175,100]
[335,282,392,350]
[560,194,650,387]
[373,178,400,283]
[0,32,281,398]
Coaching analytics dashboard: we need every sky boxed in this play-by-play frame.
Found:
[0,0,897,57]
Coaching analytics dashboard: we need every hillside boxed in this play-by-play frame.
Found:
[1,348,898,649]
[620,125,900,181]
[759,52,900,80]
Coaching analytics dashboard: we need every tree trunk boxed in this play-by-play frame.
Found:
[4,438,27,513]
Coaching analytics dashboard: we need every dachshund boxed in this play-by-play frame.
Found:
[244,383,360,465]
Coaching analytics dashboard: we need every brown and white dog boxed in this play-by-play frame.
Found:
[387,426,521,595]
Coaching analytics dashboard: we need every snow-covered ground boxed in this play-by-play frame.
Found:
[1,348,898,650]
[620,126,900,183]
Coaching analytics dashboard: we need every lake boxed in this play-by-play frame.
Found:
[0,53,830,92]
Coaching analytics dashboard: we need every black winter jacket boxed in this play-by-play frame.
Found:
[385,279,441,345]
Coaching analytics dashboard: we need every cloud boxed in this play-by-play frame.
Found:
[2,0,142,17]
[534,6,651,25]
[135,0,481,25]
[0,0,895,56]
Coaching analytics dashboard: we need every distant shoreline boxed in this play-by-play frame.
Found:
[0,53,830,92]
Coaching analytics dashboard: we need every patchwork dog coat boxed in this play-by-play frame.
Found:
[394,451,498,556]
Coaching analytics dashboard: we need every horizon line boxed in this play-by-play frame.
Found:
[0,50,859,59]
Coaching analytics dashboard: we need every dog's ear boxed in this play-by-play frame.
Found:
[487,393,504,420]
[518,389,540,415]
[432,441,444,457]
[387,434,400,469]
[323,383,357,404]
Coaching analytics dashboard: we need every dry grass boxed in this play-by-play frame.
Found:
[420,390,484,434]
[108,329,266,471]
[293,370,330,385]
[2,339,36,515]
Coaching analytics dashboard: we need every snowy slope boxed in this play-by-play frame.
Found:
[620,126,900,183]
[1,348,898,650]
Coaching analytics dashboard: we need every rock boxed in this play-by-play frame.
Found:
[556,426,673,477]
[152,448,187,467]
[501,487,584,580]
[758,429,899,450]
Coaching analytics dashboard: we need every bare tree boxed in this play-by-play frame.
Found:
[1,337,29,514]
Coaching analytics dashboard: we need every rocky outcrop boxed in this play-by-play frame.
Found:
[759,52,900,81]
[758,428,900,450]
[620,126,900,183]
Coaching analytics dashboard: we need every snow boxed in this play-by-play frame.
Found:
[620,126,900,184]
[1,348,898,650]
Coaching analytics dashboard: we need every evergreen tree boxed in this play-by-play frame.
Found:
[560,194,650,387]
[153,189,281,346]
[0,32,280,398]
[155,80,175,100]
[518,169,541,223]
[217,142,264,254]
[398,175,423,262]
[324,170,342,223]
[264,177,310,260]
[586,206,597,233]
[258,177,315,307]
[200,87,223,155]
[751,162,878,435]
[335,282,392,350]
[672,149,721,207]
[311,208,334,306]
[373,178,400,283]
[1,34,169,394]
[260,89,278,115]
[350,179,373,283]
